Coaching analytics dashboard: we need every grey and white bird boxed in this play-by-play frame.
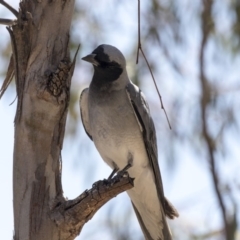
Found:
[80,44,179,240]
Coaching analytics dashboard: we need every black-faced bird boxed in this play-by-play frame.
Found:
[80,44,178,240]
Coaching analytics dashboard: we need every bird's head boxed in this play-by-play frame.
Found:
[82,44,127,83]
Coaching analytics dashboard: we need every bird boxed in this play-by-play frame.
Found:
[80,44,179,240]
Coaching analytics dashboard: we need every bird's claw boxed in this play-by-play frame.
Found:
[108,167,119,180]
[92,163,133,190]
[110,163,132,184]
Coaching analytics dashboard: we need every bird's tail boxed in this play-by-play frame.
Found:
[164,197,179,219]
[131,198,178,240]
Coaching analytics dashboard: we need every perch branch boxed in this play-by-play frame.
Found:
[51,174,134,237]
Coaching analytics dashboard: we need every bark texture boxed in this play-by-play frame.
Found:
[12,1,75,239]
[0,1,134,240]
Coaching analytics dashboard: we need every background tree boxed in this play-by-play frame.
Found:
[1,0,240,240]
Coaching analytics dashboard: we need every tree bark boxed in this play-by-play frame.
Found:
[0,1,134,239]
[12,1,75,239]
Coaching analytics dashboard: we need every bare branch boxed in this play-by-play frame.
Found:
[0,18,16,25]
[135,0,172,129]
[0,0,18,17]
[51,174,134,238]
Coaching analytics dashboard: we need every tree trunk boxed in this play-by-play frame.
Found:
[0,1,133,239]
[12,1,74,239]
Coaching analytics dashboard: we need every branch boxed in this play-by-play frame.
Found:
[136,0,172,129]
[51,174,134,238]
[0,18,16,25]
[0,0,18,17]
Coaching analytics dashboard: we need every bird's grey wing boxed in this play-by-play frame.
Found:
[126,82,179,219]
[79,88,92,140]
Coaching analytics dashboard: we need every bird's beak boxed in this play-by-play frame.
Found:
[81,54,99,66]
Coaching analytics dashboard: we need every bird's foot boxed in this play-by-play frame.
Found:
[108,167,119,180]
[119,162,132,173]
[111,163,132,183]
[93,163,133,190]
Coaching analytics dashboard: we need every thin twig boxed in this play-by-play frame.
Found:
[136,0,141,64]
[140,48,172,129]
[0,0,18,17]
[71,44,81,67]
[136,0,172,129]
[0,54,15,99]
[6,26,22,123]
[9,95,17,105]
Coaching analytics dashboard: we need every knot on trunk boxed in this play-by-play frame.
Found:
[47,59,71,97]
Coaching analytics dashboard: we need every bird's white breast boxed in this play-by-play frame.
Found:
[89,89,148,175]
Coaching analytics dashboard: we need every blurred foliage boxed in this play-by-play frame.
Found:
[1,0,240,239]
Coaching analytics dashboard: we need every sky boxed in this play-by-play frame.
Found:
[1,1,240,240]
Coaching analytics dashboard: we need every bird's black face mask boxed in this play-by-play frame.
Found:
[92,46,123,84]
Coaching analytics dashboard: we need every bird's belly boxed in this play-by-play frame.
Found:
[89,102,163,239]
[90,103,149,178]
